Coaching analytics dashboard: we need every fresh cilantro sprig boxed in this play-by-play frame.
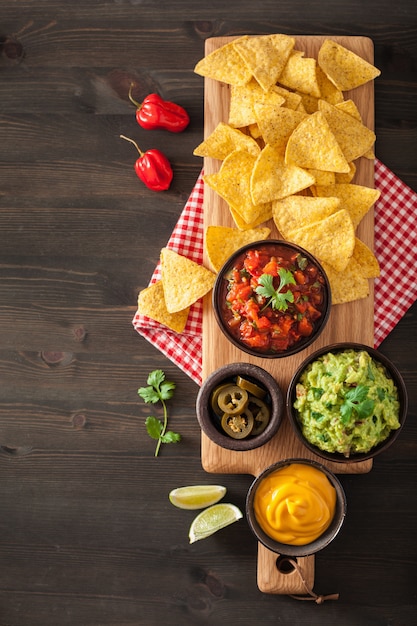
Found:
[255,269,296,311]
[138,370,181,457]
[340,385,375,424]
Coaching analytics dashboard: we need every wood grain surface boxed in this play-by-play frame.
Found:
[1,4,417,624]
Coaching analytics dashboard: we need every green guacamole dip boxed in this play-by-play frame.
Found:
[293,349,401,457]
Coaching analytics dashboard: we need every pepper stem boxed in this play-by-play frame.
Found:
[120,135,144,157]
[128,83,141,109]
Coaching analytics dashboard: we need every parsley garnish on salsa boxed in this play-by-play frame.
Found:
[221,244,327,353]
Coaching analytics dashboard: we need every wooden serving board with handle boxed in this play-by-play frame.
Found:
[201,35,377,594]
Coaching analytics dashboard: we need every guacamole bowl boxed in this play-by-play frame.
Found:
[196,362,284,451]
[246,458,347,557]
[212,240,331,359]
[286,343,408,463]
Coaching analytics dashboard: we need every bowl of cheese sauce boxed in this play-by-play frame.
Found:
[246,458,346,557]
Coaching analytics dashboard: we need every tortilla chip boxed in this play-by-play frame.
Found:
[273,85,303,110]
[272,195,341,238]
[335,100,375,159]
[203,149,270,224]
[193,122,261,160]
[305,169,336,186]
[316,65,344,104]
[279,50,321,98]
[251,144,315,204]
[318,99,376,162]
[194,36,252,86]
[322,258,370,304]
[285,111,350,173]
[318,39,381,91]
[229,203,273,230]
[233,34,295,91]
[353,238,380,277]
[313,183,381,229]
[205,225,271,272]
[137,281,189,333]
[228,79,282,127]
[254,104,307,151]
[335,161,356,184]
[160,248,216,313]
[287,209,355,272]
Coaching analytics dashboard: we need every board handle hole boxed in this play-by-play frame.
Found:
[276,555,297,574]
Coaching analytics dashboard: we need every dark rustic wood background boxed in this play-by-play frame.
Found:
[1,2,416,625]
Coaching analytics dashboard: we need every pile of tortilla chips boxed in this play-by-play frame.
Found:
[137,248,216,333]
[194,35,381,304]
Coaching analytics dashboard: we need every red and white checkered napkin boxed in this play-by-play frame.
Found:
[133,160,417,386]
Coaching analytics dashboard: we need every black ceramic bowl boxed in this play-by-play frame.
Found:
[286,343,408,464]
[246,458,347,557]
[212,240,331,359]
[196,362,284,451]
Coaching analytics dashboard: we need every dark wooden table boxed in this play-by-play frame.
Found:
[1,3,416,625]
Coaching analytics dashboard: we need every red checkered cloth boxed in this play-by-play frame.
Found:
[133,160,417,386]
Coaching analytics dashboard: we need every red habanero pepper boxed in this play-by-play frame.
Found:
[128,84,190,132]
[120,135,173,191]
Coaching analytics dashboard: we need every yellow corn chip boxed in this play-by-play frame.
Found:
[335,100,375,159]
[205,225,271,272]
[251,144,315,204]
[233,34,295,91]
[353,238,380,277]
[254,104,307,151]
[305,169,336,186]
[203,150,270,224]
[335,161,356,183]
[318,39,381,91]
[287,209,355,272]
[313,183,381,229]
[160,248,216,313]
[137,281,189,333]
[193,122,261,160]
[318,99,376,162]
[321,258,370,304]
[228,79,282,127]
[194,36,252,86]
[279,50,321,98]
[285,111,350,173]
[229,203,273,230]
[316,65,344,104]
[273,85,303,110]
[272,195,341,238]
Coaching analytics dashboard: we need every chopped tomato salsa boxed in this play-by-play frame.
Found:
[220,244,328,354]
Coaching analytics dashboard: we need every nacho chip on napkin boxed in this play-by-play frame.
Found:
[137,281,190,333]
[160,248,216,313]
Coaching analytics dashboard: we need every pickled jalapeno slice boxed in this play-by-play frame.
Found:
[248,397,271,436]
[236,376,266,399]
[221,409,254,439]
[217,385,249,415]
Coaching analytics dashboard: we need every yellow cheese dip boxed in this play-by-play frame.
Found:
[253,463,337,546]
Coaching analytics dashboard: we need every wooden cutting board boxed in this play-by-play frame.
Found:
[200,35,377,594]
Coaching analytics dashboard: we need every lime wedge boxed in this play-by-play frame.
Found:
[188,503,243,543]
[169,485,227,510]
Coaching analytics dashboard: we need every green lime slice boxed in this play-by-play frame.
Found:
[188,503,243,543]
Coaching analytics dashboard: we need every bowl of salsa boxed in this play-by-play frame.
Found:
[212,240,331,358]
[286,343,408,463]
[246,458,347,557]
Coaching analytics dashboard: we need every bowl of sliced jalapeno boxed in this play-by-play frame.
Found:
[196,362,284,451]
